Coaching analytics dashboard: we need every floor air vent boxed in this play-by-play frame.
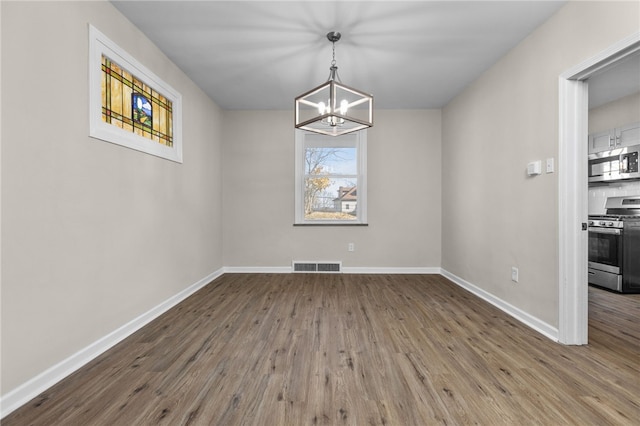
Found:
[292,261,342,273]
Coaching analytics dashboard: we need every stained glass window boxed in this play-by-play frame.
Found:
[101,55,173,147]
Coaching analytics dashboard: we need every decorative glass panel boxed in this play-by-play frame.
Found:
[101,55,173,147]
[132,93,152,130]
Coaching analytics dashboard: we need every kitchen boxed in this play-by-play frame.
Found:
[587,53,640,294]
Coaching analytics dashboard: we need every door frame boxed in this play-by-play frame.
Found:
[558,32,640,345]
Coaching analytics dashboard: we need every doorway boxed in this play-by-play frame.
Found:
[558,33,640,345]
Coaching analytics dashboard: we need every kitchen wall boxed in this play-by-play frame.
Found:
[1,1,223,397]
[441,0,640,328]
[222,110,441,270]
[589,91,640,134]
[588,91,640,214]
[589,182,640,214]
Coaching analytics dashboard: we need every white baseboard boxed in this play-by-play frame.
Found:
[0,268,224,419]
[342,266,442,274]
[223,266,442,275]
[441,269,559,342]
[223,266,292,273]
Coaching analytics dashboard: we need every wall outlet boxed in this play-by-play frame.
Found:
[511,267,519,283]
[348,243,355,252]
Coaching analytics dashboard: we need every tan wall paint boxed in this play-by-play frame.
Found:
[222,110,441,269]
[589,91,640,134]
[442,1,640,327]
[1,1,223,394]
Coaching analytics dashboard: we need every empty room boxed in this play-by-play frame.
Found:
[2,1,639,424]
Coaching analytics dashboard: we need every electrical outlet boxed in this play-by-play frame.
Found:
[348,243,355,252]
[511,267,519,283]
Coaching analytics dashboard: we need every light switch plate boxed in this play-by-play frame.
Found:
[546,158,554,173]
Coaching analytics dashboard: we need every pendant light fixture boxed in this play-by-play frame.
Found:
[295,31,373,137]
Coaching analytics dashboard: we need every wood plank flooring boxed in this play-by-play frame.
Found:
[4,274,640,425]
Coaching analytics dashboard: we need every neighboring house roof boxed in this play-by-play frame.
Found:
[334,186,357,202]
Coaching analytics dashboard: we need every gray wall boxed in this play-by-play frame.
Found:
[222,110,442,270]
[1,1,224,393]
[441,0,640,327]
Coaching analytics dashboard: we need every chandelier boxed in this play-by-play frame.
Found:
[295,31,373,137]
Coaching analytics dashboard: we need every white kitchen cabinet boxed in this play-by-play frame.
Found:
[616,122,640,148]
[588,130,614,153]
[589,122,640,154]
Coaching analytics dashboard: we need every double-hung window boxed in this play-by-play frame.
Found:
[294,130,367,225]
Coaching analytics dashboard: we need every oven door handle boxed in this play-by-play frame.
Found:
[588,227,621,235]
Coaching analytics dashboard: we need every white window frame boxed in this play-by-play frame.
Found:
[294,130,368,225]
[88,24,183,163]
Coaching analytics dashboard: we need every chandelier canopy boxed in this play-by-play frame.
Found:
[295,31,373,137]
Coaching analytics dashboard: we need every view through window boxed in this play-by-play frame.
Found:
[295,131,367,224]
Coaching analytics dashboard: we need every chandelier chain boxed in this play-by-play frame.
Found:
[331,40,337,67]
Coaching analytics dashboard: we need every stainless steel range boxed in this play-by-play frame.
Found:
[588,196,640,293]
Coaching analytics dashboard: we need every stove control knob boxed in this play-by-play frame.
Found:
[607,222,614,227]
[600,221,606,226]
[588,221,594,226]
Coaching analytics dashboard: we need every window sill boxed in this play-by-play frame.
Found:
[294,223,369,227]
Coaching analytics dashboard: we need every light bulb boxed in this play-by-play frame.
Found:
[318,102,326,115]
[340,100,348,115]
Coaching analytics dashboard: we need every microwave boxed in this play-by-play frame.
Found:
[588,144,640,183]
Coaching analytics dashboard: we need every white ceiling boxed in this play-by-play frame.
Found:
[112,1,571,110]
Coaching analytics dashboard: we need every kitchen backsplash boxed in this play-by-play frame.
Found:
[589,180,640,214]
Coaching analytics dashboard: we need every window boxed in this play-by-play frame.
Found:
[295,130,367,225]
[101,56,174,147]
[89,25,182,163]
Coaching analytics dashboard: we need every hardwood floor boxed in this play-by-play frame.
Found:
[4,274,639,425]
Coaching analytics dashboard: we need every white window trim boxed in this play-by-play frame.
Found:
[294,130,368,225]
[88,24,183,163]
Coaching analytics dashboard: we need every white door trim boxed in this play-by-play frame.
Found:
[558,32,640,345]
[558,76,589,345]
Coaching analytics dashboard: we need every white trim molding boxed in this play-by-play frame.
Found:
[557,31,640,345]
[224,266,293,274]
[342,267,442,275]
[441,269,559,342]
[558,76,589,345]
[223,266,442,275]
[0,268,224,419]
